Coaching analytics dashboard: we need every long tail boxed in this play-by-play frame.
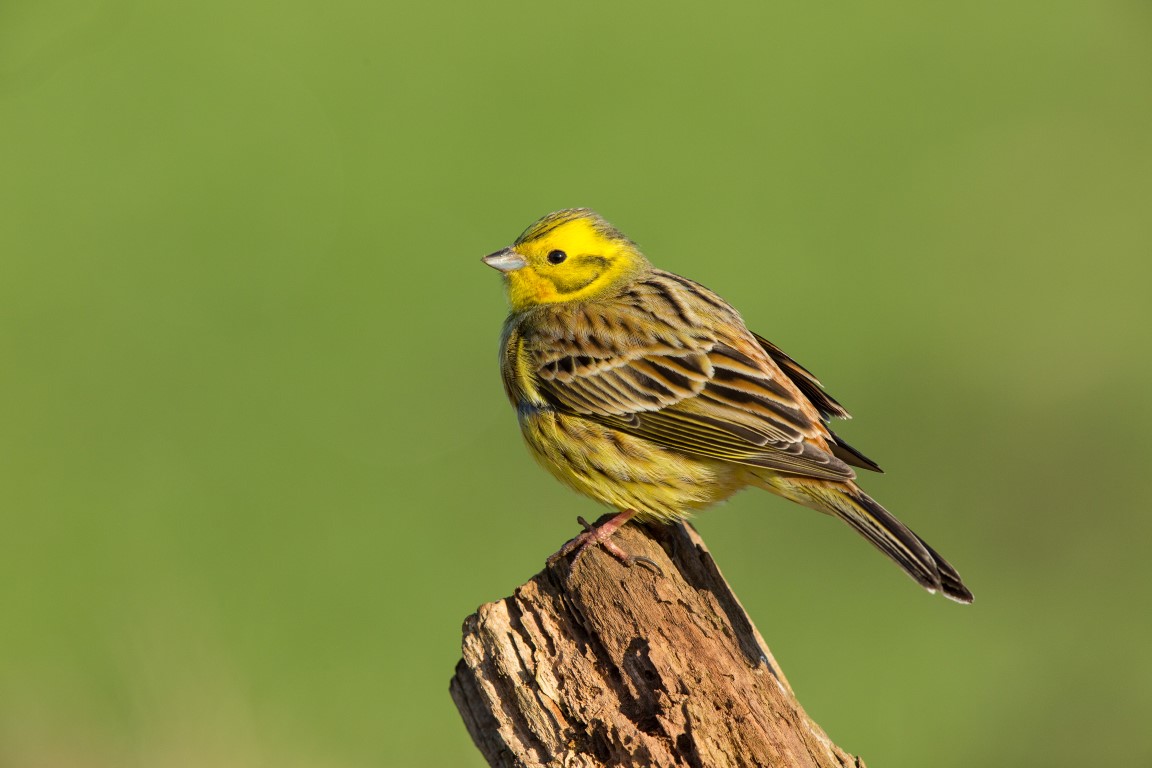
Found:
[779,480,973,603]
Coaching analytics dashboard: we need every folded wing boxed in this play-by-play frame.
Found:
[525,272,858,482]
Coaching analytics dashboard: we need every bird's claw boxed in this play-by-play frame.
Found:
[623,554,664,576]
[547,511,662,577]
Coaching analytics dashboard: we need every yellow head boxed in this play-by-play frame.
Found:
[483,209,650,312]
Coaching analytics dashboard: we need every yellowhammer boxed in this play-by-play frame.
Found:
[483,208,972,603]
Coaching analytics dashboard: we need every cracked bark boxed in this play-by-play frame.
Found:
[450,518,865,768]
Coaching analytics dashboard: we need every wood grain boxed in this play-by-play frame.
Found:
[450,518,864,768]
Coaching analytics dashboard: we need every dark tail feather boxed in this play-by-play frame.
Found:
[914,535,974,604]
[825,487,974,603]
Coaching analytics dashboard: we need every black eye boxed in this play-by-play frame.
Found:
[546,249,567,264]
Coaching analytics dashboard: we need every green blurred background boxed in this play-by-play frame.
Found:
[2,0,1150,765]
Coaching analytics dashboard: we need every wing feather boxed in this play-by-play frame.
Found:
[752,333,882,472]
[754,332,851,420]
[515,271,859,482]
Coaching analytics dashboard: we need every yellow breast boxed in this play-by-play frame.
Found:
[517,406,749,523]
[501,316,750,521]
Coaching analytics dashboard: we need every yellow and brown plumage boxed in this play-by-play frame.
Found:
[484,208,972,602]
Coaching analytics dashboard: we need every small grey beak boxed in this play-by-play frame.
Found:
[482,248,526,273]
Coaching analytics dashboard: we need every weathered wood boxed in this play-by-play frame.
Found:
[450,518,864,768]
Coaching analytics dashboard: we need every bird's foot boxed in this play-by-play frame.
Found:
[546,510,663,575]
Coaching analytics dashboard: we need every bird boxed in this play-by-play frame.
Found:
[482,208,972,603]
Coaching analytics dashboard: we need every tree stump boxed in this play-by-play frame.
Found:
[450,518,865,768]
